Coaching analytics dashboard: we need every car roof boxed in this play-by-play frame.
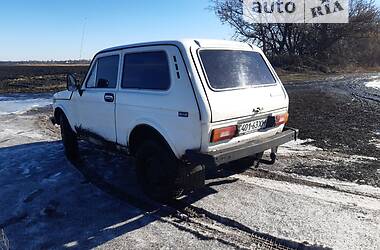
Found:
[98,39,258,54]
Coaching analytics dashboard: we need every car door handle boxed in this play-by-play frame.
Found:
[104,93,114,103]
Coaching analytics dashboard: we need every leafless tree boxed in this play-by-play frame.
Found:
[211,0,380,66]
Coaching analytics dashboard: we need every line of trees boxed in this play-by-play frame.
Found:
[211,0,380,70]
[0,60,90,65]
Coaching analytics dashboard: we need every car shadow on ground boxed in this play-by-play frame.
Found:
[0,140,323,249]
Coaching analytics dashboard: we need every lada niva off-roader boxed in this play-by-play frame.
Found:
[52,39,298,200]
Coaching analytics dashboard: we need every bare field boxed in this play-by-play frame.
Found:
[0,64,378,93]
[0,65,88,93]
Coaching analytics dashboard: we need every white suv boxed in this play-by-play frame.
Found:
[52,39,298,200]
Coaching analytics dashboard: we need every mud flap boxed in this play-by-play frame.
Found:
[178,163,205,192]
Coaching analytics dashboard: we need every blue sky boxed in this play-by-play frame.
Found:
[0,0,233,61]
[1,0,379,61]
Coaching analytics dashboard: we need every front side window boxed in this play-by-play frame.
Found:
[86,55,119,88]
[199,50,276,90]
[122,51,170,90]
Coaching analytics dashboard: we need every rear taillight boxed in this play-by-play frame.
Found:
[275,112,289,126]
[210,125,237,143]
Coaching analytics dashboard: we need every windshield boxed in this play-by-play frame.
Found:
[199,50,276,90]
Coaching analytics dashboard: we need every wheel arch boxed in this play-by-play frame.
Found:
[53,104,76,132]
[128,124,179,158]
[53,107,64,125]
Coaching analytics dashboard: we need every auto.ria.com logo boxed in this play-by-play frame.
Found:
[243,0,349,23]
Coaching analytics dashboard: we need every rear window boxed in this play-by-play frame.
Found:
[199,50,276,90]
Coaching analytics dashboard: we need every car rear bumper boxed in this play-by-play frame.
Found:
[184,126,298,167]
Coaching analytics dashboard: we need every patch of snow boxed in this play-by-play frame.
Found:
[345,154,377,163]
[0,94,53,115]
[314,152,375,165]
[234,173,380,211]
[328,75,345,80]
[365,79,380,90]
[0,127,45,141]
[63,241,78,248]
[42,172,62,183]
[277,139,323,155]
[266,170,380,199]
[370,131,380,149]
[369,75,380,79]
[103,214,146,230]
[275,137,377,166]
[0,114,51,148]
[0,97,51,115]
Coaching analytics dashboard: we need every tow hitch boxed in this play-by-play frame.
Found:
[256,148,277,167]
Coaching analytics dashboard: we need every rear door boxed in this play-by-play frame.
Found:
[115,45,201,155]
[71,53,120,142]
[192,48,288,122]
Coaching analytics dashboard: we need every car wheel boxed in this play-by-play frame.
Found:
[135,139,183,201]
[60,114,79,161]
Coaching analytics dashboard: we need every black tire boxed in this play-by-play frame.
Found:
[60,114,79,161]
[135,139,183,201]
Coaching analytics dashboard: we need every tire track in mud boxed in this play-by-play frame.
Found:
[343,76,380,103]
[70,158,320,250]
[167,198,312,250]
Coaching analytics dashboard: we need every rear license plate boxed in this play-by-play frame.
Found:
[238,118,267,135]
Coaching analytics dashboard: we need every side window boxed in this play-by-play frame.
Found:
[96,55,119,88]
[86,55,119,88]
[121,51,170,90]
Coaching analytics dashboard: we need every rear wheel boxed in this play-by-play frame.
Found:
[135,139,183,201]
[60,114,79,161]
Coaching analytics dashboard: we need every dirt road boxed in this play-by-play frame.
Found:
[0,73,379,249]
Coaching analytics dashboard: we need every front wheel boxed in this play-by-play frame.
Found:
[60,114,79,162]
[135,140,183,201]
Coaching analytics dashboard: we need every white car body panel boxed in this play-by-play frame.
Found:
[53,90,72,100]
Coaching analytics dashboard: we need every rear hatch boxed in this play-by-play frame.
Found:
[194,48,287,122]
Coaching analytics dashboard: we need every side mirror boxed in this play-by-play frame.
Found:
[67,73,79,91]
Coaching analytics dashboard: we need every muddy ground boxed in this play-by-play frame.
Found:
[0,65,88,94]
[283,74,380,187]
[0,72,379,249]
